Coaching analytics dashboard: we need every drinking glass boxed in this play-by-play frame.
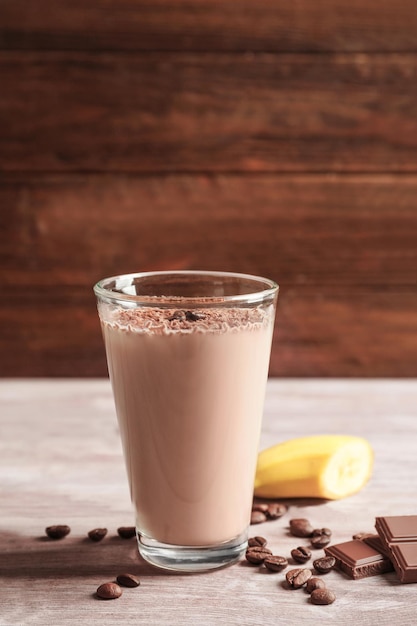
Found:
[94,271,278,571]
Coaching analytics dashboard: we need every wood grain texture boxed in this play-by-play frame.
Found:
[1,174,416,377]
[2,174,416,288]
[1,0,417,52]
[1,2,416,378]
[2,52,417,172]
[1,379,417,625]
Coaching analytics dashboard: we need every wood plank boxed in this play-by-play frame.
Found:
[1,174,416,288]
[2,52,417,172]
[273,287,417,377]
[1,285,416,377]
[1,1,417,52]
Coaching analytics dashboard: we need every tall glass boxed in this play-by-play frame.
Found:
[94,271,278,572]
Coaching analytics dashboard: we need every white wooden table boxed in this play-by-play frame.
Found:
[1,379,417,626]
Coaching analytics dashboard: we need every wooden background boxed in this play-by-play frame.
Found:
[0,1,416,377]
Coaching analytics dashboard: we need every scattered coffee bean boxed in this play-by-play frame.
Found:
[286,568,312,589]
[88,528,108,542]
[291,546,312,564]
[245,546,273,565]
[45,525,71,540]
[310,528,332,549]
[167,311,186,322]
[352,532,373,541]
[265,503,288,520]
[289,519,314,538]
[310,588,336,605]
[263,555,288,572]
[185,311,206,322]
[117,526,136,539]
[116,573,141,588]
[252,503,270,513]
[313,556,336,574]
[96,582,122,600]
[251,510,268,525]
[251,502,287,524]
[248,536,268,548]
[306,577,327,593]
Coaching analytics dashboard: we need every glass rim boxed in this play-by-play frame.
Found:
[93,270,279,307]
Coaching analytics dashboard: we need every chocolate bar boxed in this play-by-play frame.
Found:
[324,539,393,580]
[375,515,417,583]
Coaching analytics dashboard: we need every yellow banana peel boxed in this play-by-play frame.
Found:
[254,434,374,500]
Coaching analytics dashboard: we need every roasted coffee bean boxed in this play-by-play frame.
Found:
[185,311,206,322]
[88,528,108,542]
[263,555,288,572]
[248,536,268,548]
[266,503,288,520]
[252,503,270,513]
[313,556,336,573]
[352,532,373,541]
[251,510,268,525]
[311,528,332,548]
[286,568,312,589]
[245,546,273,565]
[310,588,336,605]
[291,546,312,564]
[306,577,327,593]
[96,582,122,600]
[45,525,71,540]
[117,526,136,539]
[167,311,186,322]
[116,573,141,588]
[289,519,314,538]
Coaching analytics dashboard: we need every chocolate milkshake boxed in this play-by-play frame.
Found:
[95,272,278,571]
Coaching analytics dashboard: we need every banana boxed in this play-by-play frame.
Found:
[254,434,374,500]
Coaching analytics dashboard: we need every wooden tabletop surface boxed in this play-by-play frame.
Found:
[1,378,417,626]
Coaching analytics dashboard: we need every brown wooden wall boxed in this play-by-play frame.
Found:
[1,1,416,377]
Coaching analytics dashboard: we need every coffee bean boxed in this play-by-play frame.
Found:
[289,519,314,538]
[185,311,206,322]
[252,503,270,513]
[117,526,136,539]
[96,582,122,600]
[310,528,332,548]
[266,503,288,520]
[291,546,312,564]
[286,568,312,589]
[45,525,71,540]
[313,556,336,574]
[116,573,141,588]
[248,536,268,548]
[245,546,273,565]
[263,555,288,572]
[88,528,108,542]
[352,532,373,541]
[310,588,336,605]
[306,577,327,593]
[251,510,267,525]
[167,311,186,321]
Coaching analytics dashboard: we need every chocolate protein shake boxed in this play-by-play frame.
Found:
[95,271,278,571]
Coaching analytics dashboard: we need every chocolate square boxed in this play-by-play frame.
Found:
[376,516,417,583]
[324,539,393,580]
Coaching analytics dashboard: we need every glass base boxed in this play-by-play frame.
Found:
[137,530,248,572]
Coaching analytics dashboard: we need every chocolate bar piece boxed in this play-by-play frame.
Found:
[324,539,393,580]
[359,533,393,559]
[375,515,417,583]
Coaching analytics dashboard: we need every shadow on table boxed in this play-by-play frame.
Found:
[0,498,345,581]
[0,531,184,579]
